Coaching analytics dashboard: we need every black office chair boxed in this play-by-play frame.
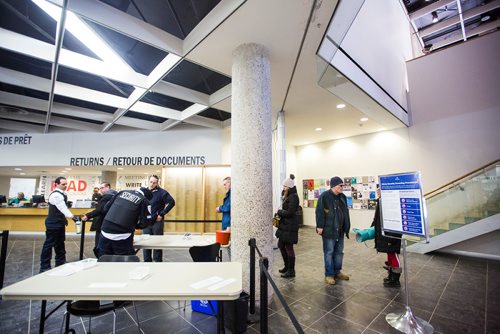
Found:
[189,242,222,263]
[185,243,222,313]
[60,255,141,334]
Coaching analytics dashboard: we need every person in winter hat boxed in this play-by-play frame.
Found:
[276,174,300,278]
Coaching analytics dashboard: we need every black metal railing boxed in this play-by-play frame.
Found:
[0,230,9,289]
[248,238,304,333]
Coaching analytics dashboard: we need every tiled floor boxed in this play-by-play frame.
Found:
[1,227,499,333]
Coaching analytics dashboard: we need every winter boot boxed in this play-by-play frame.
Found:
[383,269,392,283]
[281,256,295,278]
[383,261,391,270]
[279,248,288,273]
[384,268,401,287]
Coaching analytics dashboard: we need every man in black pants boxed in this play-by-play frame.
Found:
[39,177,74,273]
[82,182,117,257]
[98,187,153,256]
[143,175,175,262]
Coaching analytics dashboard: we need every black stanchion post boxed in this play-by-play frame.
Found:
[79,220,86,260]
[249,238,256,314]
[0,230,9,289]
[259,257,268,334]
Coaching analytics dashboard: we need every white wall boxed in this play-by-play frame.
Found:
[296,32,500,229]
[0,128,224,167]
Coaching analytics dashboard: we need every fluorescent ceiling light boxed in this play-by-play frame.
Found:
[14,168,22,170]
[20,172,26,175]
[315,127,322,131]
[65,168,72,170]
[32,0,131,71]
[336,104,346,109]
[360,117,368,122]
[117,167,124,170]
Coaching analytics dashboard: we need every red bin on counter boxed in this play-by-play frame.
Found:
[216,230,230,245]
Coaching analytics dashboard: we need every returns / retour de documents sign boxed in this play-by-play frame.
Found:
[379,172,429,241]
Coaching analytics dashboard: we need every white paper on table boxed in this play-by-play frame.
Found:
[128,266,150,280]
[48,258,98,277]
[190,276,224,289]
[207,278,237,291]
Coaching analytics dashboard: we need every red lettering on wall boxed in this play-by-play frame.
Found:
[78,180,87,191]
[67,180,76,191]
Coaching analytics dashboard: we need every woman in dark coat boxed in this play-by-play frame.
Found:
[276,175,300,278]
[371,188,402,287]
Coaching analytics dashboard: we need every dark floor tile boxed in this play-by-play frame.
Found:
[348,291,392,311]
[276,300,328,327]
[308,312,366,334]
[331,300,381,327]
[297,291,343,312]
[433,298,485,329]
[263,312,308,334]
[430,313,484,334]
[124,300,174,321]
[267,292,298,313]
[127,311,195,334]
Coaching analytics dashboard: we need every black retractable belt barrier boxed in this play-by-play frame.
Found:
[0,230,9,289]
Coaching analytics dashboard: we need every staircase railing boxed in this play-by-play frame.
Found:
[424,159,500,237]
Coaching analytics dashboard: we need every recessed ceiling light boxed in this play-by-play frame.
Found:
[19,172,26,175]
[14,168,22,171]
[65,168,72,170]
[61,170,67,173]
[336,104,346,109]
[481,15,490,22]
[360,117,369,122]
[117,167,124,170]
[315,127,322,131]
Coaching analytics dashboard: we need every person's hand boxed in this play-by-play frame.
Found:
[316,228,323,235]
[345,232,350,239]
[156,215,163,222]
[215,206,220,213]
[81,215,88,222]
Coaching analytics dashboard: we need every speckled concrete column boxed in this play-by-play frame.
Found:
[231,43,273,295]
[101,171,117,189]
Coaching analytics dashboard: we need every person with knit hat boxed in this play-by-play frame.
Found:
[315,176,351,285]
[276,174,300,278]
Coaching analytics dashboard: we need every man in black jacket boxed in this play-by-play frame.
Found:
[143,175,175,262]
[82,182,117,257]
[315,176,351,285]
[97,187,153,256]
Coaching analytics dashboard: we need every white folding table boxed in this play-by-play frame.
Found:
[133,233,216,249]
[1,261,242,333]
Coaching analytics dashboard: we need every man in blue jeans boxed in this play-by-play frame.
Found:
[315,176,351,285]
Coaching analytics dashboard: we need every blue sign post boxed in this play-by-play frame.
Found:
[379,172,429,240]
[378,171,433,334]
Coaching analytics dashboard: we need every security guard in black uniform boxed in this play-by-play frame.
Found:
[98,187,153,256]
[40,176,75,272]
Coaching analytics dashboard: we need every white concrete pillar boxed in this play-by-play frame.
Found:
[101,171,117,189]
[231,43,273,294]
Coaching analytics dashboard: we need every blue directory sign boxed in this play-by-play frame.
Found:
[379,172,428,239]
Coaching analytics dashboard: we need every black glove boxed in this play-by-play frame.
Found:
[345,231,350,239]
